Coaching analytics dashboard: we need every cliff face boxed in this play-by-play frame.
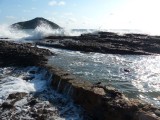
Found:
[11,17,61,29]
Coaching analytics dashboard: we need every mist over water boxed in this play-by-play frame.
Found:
[0,24,29,39]
[1,22,160,42]
[0,23,95,41]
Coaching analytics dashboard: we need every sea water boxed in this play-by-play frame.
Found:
[46,47,160,107]
[0,23,160,107]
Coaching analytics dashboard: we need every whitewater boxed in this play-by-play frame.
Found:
[0,23,160,113]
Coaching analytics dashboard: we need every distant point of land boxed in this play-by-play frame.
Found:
[11,17,61,29]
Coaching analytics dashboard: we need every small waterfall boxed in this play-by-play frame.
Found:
[57,79,61,92]
[47,74,53,85]
[67,85,72,96]
[61,84,73,96]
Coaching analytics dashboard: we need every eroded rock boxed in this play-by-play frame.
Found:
[43,64,160,120]
[0,41,53,67]
[38,31,160,55]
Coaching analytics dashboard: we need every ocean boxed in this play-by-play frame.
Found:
[0,24,160,118]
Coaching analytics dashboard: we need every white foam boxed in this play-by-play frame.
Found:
[0,67,84,119]
[0,67,47,104]
[0,24,29,40]
[0,23,95,42]
[0,76,35,103]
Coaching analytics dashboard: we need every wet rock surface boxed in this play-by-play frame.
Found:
[1,93,62,120]
[0,41,53,66]
[38,32,160,55]
[0,40,160,120]
[0,67,85,120]
[43,64,160,120]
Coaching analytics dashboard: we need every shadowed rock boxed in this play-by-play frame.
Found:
[0,41,53,66]
[11,17,61,29]
[38,31,160,55]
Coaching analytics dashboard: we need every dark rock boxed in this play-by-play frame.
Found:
[7,92,27,100]
[124,69,130,72]
[28,99,38,106]
[38,31,160,55]
[29,70,36,74]
[0,41,53,67]
[11,17,61,29]
[0,37,9,39]
[1,102,13,109]
[155,110,160,117]
[22,75,35,81]
[94,81,102,85]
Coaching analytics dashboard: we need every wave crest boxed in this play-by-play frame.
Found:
[0,23,93,41]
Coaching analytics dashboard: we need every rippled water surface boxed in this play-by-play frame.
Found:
[46,47,160,107]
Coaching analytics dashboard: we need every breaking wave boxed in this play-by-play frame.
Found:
[0,23,94,42]
[0,24,29,39]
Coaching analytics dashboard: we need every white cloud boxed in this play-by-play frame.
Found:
[23,10,31,13]
[6,16,16,19]
[31,7,36,10]
[59,1,65,6]
[49,0,66,6]
[49,0,57,6]
[68,18,77,23]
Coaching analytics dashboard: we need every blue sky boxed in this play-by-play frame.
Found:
[0,0,160,32]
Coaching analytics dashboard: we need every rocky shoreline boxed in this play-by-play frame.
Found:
[0,40,160,120]
[0,41,53,67]
[37,32,160,55]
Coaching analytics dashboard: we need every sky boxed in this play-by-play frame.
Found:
[0,0,160,33]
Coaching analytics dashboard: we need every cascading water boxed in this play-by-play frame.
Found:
[0,66,84,120]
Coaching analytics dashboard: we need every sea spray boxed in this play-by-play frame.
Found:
[0,24,29,39]
[0,23,95,41]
